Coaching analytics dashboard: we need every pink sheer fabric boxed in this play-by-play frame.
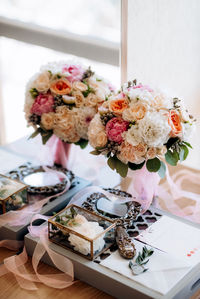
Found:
[157,167,200,223]
[0,214,74,290]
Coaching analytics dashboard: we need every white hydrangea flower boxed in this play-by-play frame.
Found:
[138,111,171,147]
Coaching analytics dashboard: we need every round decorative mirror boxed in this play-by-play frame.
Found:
[8,164,74,194]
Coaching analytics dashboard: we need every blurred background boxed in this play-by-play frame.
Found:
[0,0,120,144]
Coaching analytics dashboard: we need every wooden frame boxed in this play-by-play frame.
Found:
[120,0,128,85]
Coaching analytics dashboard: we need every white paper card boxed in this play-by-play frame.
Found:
[100,240,191,295]
[136,216,200,266]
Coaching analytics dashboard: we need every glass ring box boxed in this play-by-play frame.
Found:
[48,204,116,260]
[0,174,28,214]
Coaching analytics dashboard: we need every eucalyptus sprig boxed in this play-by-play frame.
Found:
[129,246,154,275]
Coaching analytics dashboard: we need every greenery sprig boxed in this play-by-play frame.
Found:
[29,88,39,99]
[28,127,53,145]
[129,246,154,275]
[90,135,193,178]
[82,82,95,97]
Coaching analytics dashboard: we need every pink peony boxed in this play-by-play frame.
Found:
[106,117,129,144]
[31,93,54,116]
[62,64,84,82]
[129,84,153,92]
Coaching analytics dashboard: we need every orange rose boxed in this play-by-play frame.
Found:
[50,78,71,95]
[168,110,182,137]
[109,98,128,114]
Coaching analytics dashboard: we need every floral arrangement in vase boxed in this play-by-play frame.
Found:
[24,61,114,148]
[89,80,195,178]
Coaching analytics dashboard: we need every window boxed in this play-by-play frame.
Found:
[0,0,121,144]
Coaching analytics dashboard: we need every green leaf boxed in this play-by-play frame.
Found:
[158,161,166,179]
[179,144,189,161]
[115,158,128,178]
[165,150,179,166]
[128,161,145,171]
[107,156,128,177]
[75,139,88,149]
[28,128,41,140]
[146,158,161,172]
[90,150,101,155]
[148,250,154,256]
[141,259,149,265]
[107,156,117,170]
[182,141,193,149]
[41,130,53,145]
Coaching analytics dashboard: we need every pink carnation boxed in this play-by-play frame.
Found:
[106,117,129,144]
[108,83,115,92]
[31,93,54,116]
[62,64,84,82]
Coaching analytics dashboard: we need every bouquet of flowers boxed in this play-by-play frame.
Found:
[24,61,113,148]
[89,80,195,178]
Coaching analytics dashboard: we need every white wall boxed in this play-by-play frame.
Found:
[126,0,200,168]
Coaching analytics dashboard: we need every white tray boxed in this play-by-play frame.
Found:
[25,207,200,299]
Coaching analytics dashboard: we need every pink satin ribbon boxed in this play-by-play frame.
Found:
[0,169,73,290]
[38,135,71,169]
[126,165,160,212]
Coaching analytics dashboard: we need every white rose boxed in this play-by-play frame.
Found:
[151,89,173,109]
[87,76,110,100]
[73,91,85,107]
[33,71,50,92]
[41,112,55,130]
[85,93,98,107]
[73,81,88,92]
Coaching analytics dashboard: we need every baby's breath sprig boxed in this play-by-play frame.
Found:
[54,207,80,227]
